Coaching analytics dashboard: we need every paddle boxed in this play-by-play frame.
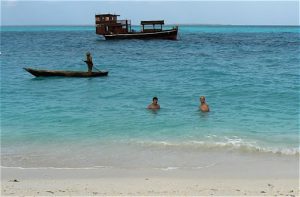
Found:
[82,60,101,72]
[92,66,102,72]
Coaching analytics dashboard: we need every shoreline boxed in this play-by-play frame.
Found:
[2,151,299,196]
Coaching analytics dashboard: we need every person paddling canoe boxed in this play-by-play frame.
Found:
[84,52,93,73]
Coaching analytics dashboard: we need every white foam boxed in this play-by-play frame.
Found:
[133,139,299,155]
[159,167,179,171]
[0,166,110,170]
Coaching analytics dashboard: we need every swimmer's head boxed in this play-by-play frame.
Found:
[153,97,158,104]
[200,96,206,103]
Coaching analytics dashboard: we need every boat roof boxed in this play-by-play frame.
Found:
[141,20,164,25]
[95,14,120,17]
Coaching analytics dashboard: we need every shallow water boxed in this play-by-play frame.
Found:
[1,25,299,168]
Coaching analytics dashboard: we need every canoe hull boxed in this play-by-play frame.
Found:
[24,68,108,77]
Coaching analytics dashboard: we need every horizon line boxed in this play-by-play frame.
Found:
[1,24,300,27]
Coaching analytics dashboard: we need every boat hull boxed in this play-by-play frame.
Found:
[103,29,178,40]
[24,68,108,77]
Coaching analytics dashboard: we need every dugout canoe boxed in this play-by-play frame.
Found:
[24,68,108,77]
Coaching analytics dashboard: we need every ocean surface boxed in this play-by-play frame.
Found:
[1,25,299,168]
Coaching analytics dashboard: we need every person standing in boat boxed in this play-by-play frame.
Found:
[84,52,93,74]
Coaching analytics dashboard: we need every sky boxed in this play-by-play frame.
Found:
[1,1,299,26]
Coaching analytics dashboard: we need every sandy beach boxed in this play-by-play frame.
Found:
[2,152,299,196]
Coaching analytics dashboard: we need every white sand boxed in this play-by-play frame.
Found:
[1,152,299,196]
[1,176,298,196]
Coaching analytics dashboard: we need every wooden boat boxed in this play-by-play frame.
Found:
[95,14,178,40]
[24,68,108,77]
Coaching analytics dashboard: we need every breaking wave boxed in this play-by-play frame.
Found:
[131,138,299,156]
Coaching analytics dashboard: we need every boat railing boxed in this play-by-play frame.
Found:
[142,28,163,32]
[117,20,131,25]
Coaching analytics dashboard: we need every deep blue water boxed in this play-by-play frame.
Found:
[1,26,299,167]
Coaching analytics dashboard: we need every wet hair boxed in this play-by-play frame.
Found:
[153,97,158,101]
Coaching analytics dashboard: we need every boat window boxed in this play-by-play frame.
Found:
[105,17,109,21]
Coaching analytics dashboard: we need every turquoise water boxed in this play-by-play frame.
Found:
[1,26,299,168]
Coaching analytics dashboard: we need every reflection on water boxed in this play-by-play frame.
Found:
[147,108,160,115]
[199,111,210,118]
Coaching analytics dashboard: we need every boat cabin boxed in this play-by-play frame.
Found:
[95,14,131,35]
[141,20,164,32]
